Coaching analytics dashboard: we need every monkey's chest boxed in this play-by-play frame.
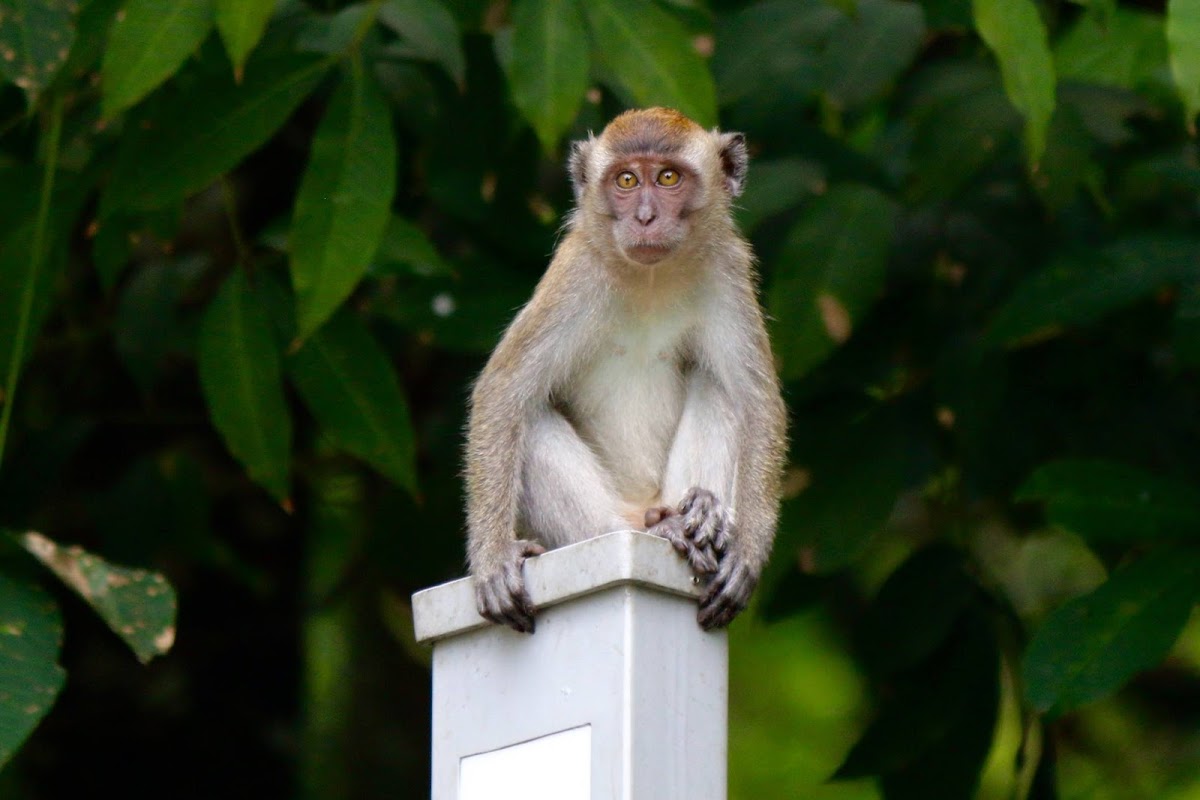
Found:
[565,326,690,502]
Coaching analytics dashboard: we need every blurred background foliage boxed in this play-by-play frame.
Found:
[0,0,1199,797]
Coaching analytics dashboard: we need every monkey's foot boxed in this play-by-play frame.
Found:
[647,506,719,575]
[698,549,758,630]
[473,539,547,634]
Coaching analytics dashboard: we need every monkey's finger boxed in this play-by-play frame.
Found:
[710,518,731,554]
[687,544,719,575]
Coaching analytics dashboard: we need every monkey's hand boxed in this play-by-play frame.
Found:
[473,539,547,634]
[698,548,758,630]
[645,487,731,575]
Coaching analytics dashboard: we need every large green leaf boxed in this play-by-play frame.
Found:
[101,0,214,118]
[20,531,177,664]
[1055,7,1167,91]
[1016,459,1200,542]
[508,0,590,153]
[987,236,1200,346]
[287,310,417,492]
[0,0,77,102]
[1168,0,1200,131]
[290,65,396,340]
[582,0,717,126]
[712,0,841,107]
[216,0,277,79]
[1023,547,1200,716]
[378,0,465,86]
[105,53,329,212]
[857,547,978,675]
[837,614,998,798]
[767,184,897,380]
[197,270,292,502]
[972,0,1055,166]
[368,215,452,279]
[0,562,64,769]
[819,0,926,110]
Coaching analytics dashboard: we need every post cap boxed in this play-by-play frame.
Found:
[411,531,704,643]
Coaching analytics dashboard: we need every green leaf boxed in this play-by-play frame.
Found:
[767,184,897,380]
[287,309,417,492]
[987,236,1200,346]
[1016,459,1200,542]
[198,270,292,502]
[370,215,452,278]
[0,0,78,102]
[734,157,827,233]
[838,613,998,797]
[216,0,277,79]
[101,0,214,118]
[819,0,926,110]
[105,53,329,212]
[582,0,717,126]
[0,562,64,769]
[290,65,396,340]
[508,0,590,153]
[1023,547,1200,716]
[971,0,1055,166]
[378,0,465,86]
[712,0,842,107]
[857,547,978,675]
[1055,7,1167,91]
[1168,0,1200,131]
[20,531,177,664]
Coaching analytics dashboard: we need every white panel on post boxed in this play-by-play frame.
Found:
[412,530,729,800]
[459,725,592,800]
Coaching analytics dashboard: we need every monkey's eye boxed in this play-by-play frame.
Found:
[616,171,639,189]
[656,169,681,187]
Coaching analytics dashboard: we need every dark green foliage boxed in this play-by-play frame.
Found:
[1,0,1200,797]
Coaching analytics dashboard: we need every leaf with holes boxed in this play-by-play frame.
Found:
[1023,548,1200,716]
[972,0,1056,166]
[20,531,176,664]
[101,0,214,117]
[0,0,78,102]
[198,270,292,502]
[287,309,417,492]
[0,560,65,769]
[583,0,717,126]
[767,184,896,380]
[290,65,396,339]
[508,0,590,153]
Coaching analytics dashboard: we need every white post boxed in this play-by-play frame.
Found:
[412,530,728,800]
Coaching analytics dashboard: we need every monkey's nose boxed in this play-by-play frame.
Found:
[636,207,657,226]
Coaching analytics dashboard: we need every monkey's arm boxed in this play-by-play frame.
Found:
[465,266,593,633]
[676,287,786,629]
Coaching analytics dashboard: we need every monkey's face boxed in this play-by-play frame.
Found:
[603,159,700,265]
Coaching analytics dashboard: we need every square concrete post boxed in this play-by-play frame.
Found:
[412,530,728,800]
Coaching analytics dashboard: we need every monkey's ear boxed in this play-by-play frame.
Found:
[717,132,748,197]
[569,138,594,203]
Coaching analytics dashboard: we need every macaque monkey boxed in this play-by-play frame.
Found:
[465,108,786,633]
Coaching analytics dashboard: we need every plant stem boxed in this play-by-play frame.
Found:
[0,93,65,468]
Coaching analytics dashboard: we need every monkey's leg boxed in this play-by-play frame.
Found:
[519,409,629,548]
[652,372,738,575]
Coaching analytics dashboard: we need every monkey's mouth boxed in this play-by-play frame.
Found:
[625,242,674,264]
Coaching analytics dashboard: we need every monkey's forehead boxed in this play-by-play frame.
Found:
[602,107,704,155]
